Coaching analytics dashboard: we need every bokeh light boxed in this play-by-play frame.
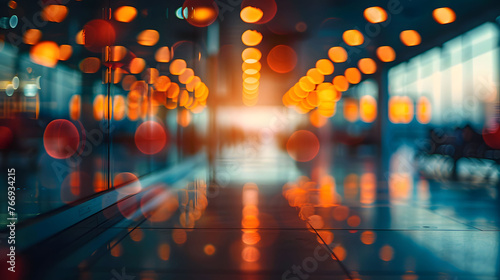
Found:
[170,59,187,75]
[241,0,277,24]
[135,121,168,155]
[328,46,347,63]
[137,30,160,46]
[344,68,361,84]
[83,19,116,52]
[400,30,421,46]
[241,30,263,46]
[316,59,334,75]
[376,46,396,62]
[43,119,79,159]
[30,41,60,68]
[267,45,297,74]
[23,29,42,45]
[114,6,137,23]
[358,58,377,74]
[42,5,68,23]
[286,130,320,162]
[433,7,456,25]
[183,0,219,27]
[364,7,387,23]
[360,95,377,123]
[343,30,364,46]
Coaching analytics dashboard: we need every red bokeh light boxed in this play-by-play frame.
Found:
[43,119,80,159]
[267,45,297,74]
[134,121,168,155]
[483,126,500,149]
[0,126,13,149]
[83,19,116,52]
[286,130,320,162]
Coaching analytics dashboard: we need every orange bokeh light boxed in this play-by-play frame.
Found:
[376,46,396,62]
[155,46,171,62]
[400,30,421,46]
[316,59,334,75]
[59,44,72,61]
[137,30,159,46]
[114,6,137,23]
[344,68,361,84]
[343,98,359,122]
[364,7,387,23]
[183,0,219,27]
[433,7,456,25]
[242,47,262,63]
[328,46,347,63]
[360,95,377,123]
[30,41,60,68]
[240,6,263,23]
[333,75,349,92]
[23,29,42,45]
[358,58,377,74]
[170,59,187,75]
[241,30,263,46]
[343,30,364,46]
[42,5,68,23]
[416,96,431,124]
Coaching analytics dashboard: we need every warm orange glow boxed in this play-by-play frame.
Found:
[130,58,146,74]
[114,6,137,23]
[433,7,456,24]
[343,98,358,122]
[316,59,334,75]
[299,76,315,92]
[360,173,376,204]
[23,29,42,45]
[179,68,195,84]
[155,46,171,62]
[416,96,431,124]
[158,243,170,260]
[79,57,101,73]
[361,231,376,245]
[167,83,180,99]
[240,6,264,23]
[347,215,361,227]
[242,48,262,63]
[129,229,143,242]
[113,95,126,121]
[343,30,364,46]
[400,30,421,46]
[177,110,191,127]
[93,94,105,120]
[242,61,261,74]
[42,5,68,23]
[379,245,394,261]
[358,58,377,74]
[364,7,387,23]
[30,41,60,68]
[69,95,81,120]
[360,95,377,123]
[110,243,123,257]
[137,30,159,46]
[333,206,349,221]
[310,110,328,127]
[389,96,414,124]
[204,244,216,256]
[183,0,219,27]
[328,46,347,63]
[306,68,323,84]
[179,90,190,107]
[286,130,320,162]
[242,232,260,245]
[376,46,396,62]
[333,245,346,261]
[333,75,349,92]
[187,76,202,91]
[170,59,187,75]
[318,101,336,117]
[154,75,171,91]
[267,45,297,74]
[75,30,84,45]
[241,246,260,262]
[242,30,263,46]
[8,0,16,9]
[344,68,361,84]
[59,44,72,61]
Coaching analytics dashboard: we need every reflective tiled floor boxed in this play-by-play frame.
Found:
[49,147,500,280]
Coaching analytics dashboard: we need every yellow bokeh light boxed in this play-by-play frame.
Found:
[360,95,377,123]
